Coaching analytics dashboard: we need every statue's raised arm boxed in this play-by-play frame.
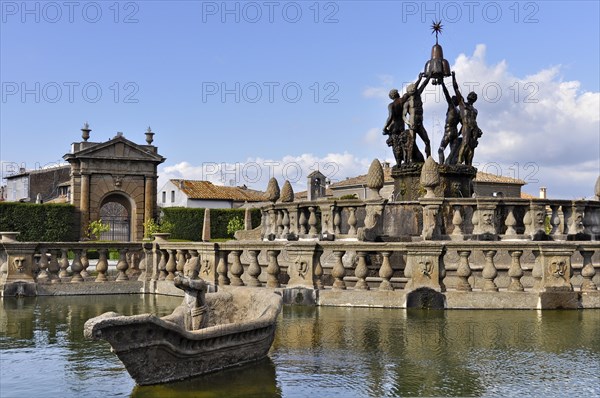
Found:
[452,71,464,106]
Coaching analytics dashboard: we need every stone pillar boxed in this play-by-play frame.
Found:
[198,245,218,286]
[202,209,211,242]
[285,242,322,289]
[404,243,445,292]
[538,246,576,291]
[2,243,37,283]
[144,176,154,225]
[80,173,90,233]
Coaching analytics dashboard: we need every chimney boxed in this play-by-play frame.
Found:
[539,187,547,199]
[179,180,185,190]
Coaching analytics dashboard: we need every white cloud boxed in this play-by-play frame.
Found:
[158,152,373,194]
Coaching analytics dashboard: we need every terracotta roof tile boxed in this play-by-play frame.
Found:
[330,167,525,188]
[171,179,265,202]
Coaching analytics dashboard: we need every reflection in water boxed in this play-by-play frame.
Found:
[131,358,281,398]
[1,296,599,397]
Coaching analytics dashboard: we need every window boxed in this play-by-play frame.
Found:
[162,191,166,203]
[171,190,175,203]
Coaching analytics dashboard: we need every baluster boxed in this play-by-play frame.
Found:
[158,249,168,280]
[549,205,560,236]
[532,251,542,291]
[165,249,177,280]
[451,205,464,239]
[313,251,323,289]
[504,206,517,236]
[354,252,369,290]
[138,247,148,281]
[299,209,307,235]
[95,248,109,282]
[80,249,90,279]
[580,250,597,291]
[471,208,480,235]
[333,207,341,235]
[37,247,49,281]
[216,250,230,286]
[481,249,498,291]
[229,250,245,286]
[378,251,393,291]
[456,250,472,291]
[246,249,262,287]
[308,206,318,235]
[268,209,277,237]
[282,210,290,237]
[508,250,524,291]
[48,250,60,283]
[266,249,281,288]
[176,250,187,274]
[116,249,129,281]
[276,211,284,238]
[70,249,84,282]
[59,248,70,279]
[348,207,357,236]
[332,250,346,290]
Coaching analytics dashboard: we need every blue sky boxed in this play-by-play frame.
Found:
[1,0,599,198]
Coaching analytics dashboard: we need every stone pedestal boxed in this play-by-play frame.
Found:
[392,163,476,201]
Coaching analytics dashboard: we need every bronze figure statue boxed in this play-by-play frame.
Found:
[382,74,426,166]
[403,72,432,163]
[438,80,461,164]
[452,71,482,166]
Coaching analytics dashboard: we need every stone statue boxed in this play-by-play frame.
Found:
[383,75,426,166]
[452,72,482,166]
[403,72,432,163]
[162,272,208,331]
[438,80,461,164]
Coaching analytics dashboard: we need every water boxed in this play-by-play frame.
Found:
[1,296,599,397]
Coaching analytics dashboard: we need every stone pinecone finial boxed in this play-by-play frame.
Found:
[265,177,280,203]
[366,159,384,200]
[280,180,294,203]
[420,156,440,198]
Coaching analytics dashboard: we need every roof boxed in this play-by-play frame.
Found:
[329,167,526,189]
[520,192,537,199]
[474,171,526,185]
[170,179,265,202]
[4,165,70,179]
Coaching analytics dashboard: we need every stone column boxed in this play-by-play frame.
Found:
[144,176,154,225]
[80,173,90,233]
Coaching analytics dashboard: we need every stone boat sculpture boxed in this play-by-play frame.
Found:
[84,274,283,385]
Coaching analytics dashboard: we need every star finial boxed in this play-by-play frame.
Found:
[431,20,443,44]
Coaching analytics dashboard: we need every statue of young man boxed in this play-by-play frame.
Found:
[403,72,432,163]
[438,80,461,164]
[382,73,425,166]
[452,71,482,166]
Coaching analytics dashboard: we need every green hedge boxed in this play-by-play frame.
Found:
[161,207,262,241]
[0,202,76,241]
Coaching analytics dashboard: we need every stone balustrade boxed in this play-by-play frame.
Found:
[260,200,367,240]
[256,197,600,243]
[2,231,599,308]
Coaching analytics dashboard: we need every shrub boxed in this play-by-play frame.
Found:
[0,202,76,241]
[160,207,262,241]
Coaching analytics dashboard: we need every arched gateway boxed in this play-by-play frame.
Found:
[64,126,165,241]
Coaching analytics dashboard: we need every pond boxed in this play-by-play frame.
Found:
[1,295,599,397]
